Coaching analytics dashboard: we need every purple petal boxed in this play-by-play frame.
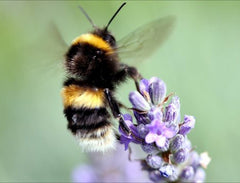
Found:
[129,91,150,111]
[119,116,135,137]
[146,119,161,133]
[155,135,166,147]
[145,132,158,144]
[162,127,176,138]
[119,114,143,146]
[120,135,132,150]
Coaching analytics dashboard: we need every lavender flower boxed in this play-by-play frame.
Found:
[119,114,143,150]
[72,144,149,182]
[129,91,151,111]
[179,115,196,135]
[119,77,211,182]
[145,119,176,148]
[146,154,163,169]
[171,148,188,164]
[180,166,195,181]
[169,134,185,152]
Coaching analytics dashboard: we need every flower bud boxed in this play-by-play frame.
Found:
[188,151,200,169]
[170,134,185,153]
[180,166,194,181]
[129,91,151,111]
[146,155,163,169]
[157,139,170,152]
[148,107,162,121]
[141,143,158,154]
[165,103,177,123]
[149,170,163,182]
[193,168,206,183]
[123,113,132,121]
[159,164,175,178]
[137,124,149,138]
[149,77,166,105]
[179,115,195,135]
[182,136,192,151]
[172,148,188,164]
[134,112,150,124]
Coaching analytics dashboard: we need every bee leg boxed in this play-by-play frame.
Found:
[104,88,131,136]
[115,64,143,92]
[126,66,142,93]
[123,64,143,92]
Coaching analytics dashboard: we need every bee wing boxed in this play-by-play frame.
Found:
[117,16,176,64]
[43,22,69,70]
[48,22,69,54]
[30,22,68,83]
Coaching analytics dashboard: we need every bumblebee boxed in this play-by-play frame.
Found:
[61,2,175,152]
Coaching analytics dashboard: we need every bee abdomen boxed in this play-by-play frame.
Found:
[64,107,110,134]
[61,84,105,109]
[64,107,116,152]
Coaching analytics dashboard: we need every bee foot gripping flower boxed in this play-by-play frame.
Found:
[119,77,211,183]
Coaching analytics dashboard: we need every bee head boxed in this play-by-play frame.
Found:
[77,2,126,49]
[64,3,126,80]
[65,33,118,79]
[92,28,116,48]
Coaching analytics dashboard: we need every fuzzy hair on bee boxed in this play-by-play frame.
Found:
[61,2,138,152]
[61,82,117,152]
[60,2,175,152]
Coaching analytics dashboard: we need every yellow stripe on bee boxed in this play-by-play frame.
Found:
[61,85,105,109]
[71,33,113,53]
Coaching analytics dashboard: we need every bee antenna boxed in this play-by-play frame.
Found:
[78,5,97,29]
[105,2,126,30]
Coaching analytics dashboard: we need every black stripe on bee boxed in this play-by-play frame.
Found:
[64,106,111,134]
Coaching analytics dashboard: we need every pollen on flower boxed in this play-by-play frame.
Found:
[118,77,211,183]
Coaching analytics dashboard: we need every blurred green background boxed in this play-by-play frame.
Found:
[0,1,240,182]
